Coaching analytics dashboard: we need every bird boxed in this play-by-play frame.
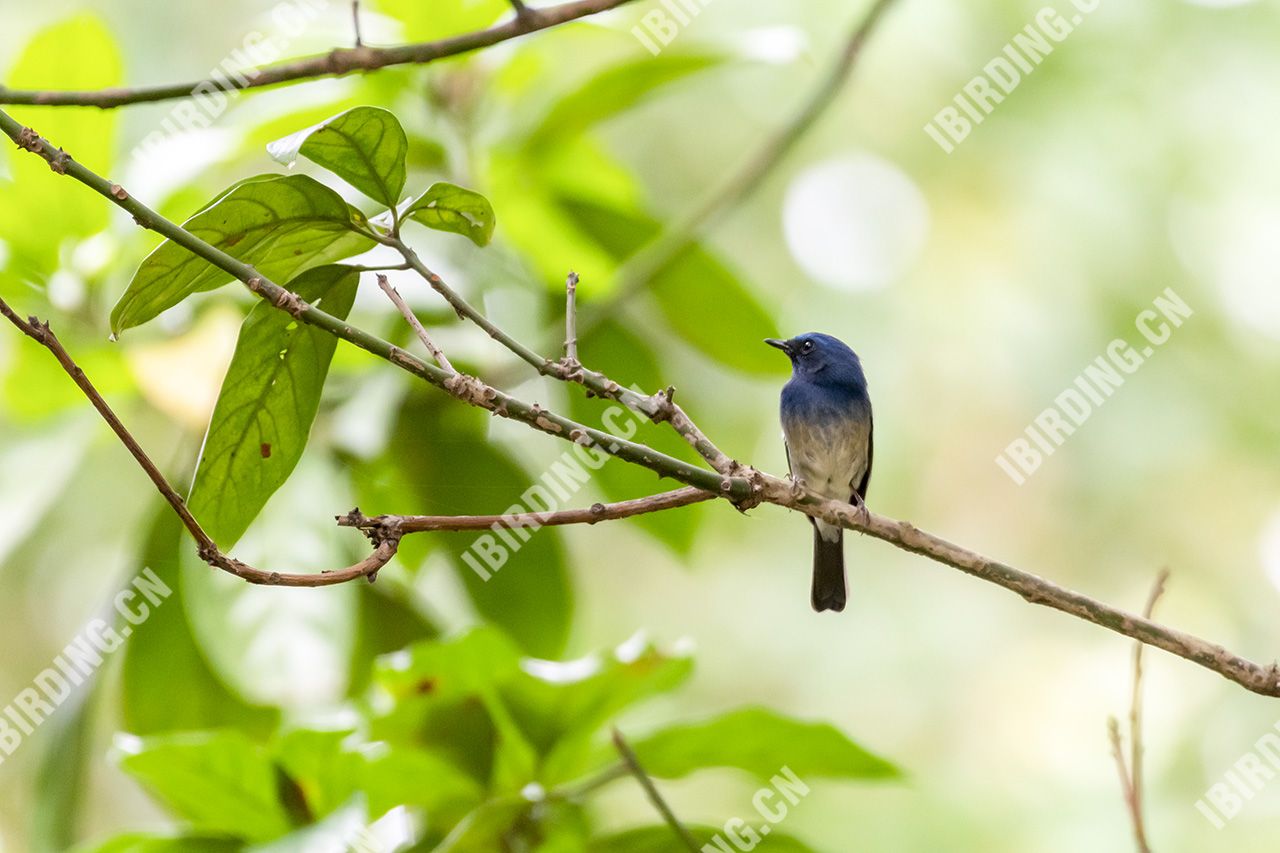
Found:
[766,333,873,613]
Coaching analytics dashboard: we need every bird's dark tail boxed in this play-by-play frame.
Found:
[811,528,847,612]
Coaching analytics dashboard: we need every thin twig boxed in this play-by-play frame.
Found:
[5,110,1280,701]
[339,486,713,539]
[0,0,637,108]
[563,271,579,367]
[578,0,900,338]
[376,273,455,373]
[0,296,397,587]
[1110,570,1169,853]
[351,1,364,48]
[387,235,736,473]
[612,728,700,853]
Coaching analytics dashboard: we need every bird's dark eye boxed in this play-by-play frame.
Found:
[800,340,814,354]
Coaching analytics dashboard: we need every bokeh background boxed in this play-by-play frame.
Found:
[2,0,1280,849]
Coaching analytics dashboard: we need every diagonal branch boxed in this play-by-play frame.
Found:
[0,297,398,587]
[612,728,701,853]
[376,273,455,373]
[384,235,736,474]
[0,0,637,109]
[4,108,1280,699]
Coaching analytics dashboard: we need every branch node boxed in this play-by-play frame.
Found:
[48,147,69,174]
[15,125,41,153]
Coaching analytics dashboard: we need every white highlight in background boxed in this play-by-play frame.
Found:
[782,154,929,293]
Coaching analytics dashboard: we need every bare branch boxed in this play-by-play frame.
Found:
[339,486,713,540]
[0,296,397,587]
[376,273,455,373]
[1110,570,1168,853]
[0,0,637,109]
[5,107,1280,700]
[612,728,701,853]
[351,1,364,49]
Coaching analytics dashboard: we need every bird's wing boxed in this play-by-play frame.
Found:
[854,410,873,501]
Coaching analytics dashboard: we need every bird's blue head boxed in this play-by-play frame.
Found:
[765,333,867,389]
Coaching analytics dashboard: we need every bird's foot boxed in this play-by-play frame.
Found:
[850,493,871,528]
[787,476,808,501]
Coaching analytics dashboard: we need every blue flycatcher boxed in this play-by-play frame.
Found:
[766,333,873,612]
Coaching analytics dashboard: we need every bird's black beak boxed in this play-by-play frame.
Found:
[764,338,792,355]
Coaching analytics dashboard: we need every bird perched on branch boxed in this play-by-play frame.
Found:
[766,333,873,612]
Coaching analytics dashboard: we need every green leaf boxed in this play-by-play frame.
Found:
[268,106,408,209]
[121,510,275,736]
[72,835,242,853]
[271,728,361,820]
[430,795,532,853]
[187,264,359,547]
[361,745,484,827]
[590,825,817,853]
[348,583,440,694]
[110,175,374,334]
[556,196,785,375]
[525,55,723,151]
[506,634,693,784]
[631,707,901,783]
[116,730,294,842]
[374,627,523,702]
[404,182,496,247]
[180,459,359,708]
[372,629,537,791]
[390,395,573,657]
[0,15,121,275]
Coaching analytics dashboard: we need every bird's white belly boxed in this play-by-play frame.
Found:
[783,417,870,524]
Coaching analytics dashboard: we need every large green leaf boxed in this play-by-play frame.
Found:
[0,15,121,275]
[557,197,784,375]
[404,182,496,247]
[115,730,294,842]
[631,707,901,783]
[180,459,359,708]
[524,55,723,151]
[110,175,373,334]
[188,264,359,547]
[121,510,275,736]
[390,395,572,657]
[590,825,816,853]
[372,629,537,792]
[506,634,693,784]
[268,107,408,209]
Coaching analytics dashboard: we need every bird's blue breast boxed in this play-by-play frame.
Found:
[780,376,872,525]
